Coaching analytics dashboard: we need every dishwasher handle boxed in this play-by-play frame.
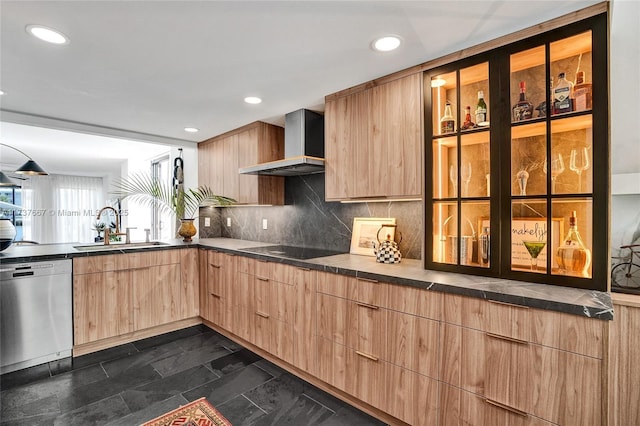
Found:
[12,271,35,278]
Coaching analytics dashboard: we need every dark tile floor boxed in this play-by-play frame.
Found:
[0,325,387,425]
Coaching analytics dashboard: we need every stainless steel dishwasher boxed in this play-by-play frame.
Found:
[1,259,73,374]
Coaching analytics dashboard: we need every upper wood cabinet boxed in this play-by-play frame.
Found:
[325,73,423,201]
[198,121,285,205]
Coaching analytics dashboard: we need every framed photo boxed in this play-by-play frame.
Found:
[350,217,396,256]
[480,217,564,270]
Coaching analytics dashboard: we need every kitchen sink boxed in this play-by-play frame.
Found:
[73,241,169,251]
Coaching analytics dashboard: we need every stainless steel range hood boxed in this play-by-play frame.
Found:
[239,109,324,176]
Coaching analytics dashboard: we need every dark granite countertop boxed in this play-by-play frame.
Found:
[0,237,613,320]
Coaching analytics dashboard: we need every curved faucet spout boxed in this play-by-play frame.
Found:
[96,206,120,233]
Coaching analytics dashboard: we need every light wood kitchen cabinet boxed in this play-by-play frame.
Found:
[73,248,199,349]
[440,293,604,425]
[325,72,422,201]
[73,269,132,345]
[199,249,235,328]
[198,121,284,205]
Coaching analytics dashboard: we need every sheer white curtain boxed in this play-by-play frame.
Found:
[21,174,104,244]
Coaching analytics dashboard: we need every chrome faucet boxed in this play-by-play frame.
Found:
[96,206,125,245]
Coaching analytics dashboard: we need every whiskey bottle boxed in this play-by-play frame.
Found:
[440,101,455,134]
[553,72,574,114]
[460,105,475,130]
[475,91,488,125]
[573,71,592,111]
[512,81,534,122]
[555,211,591,277]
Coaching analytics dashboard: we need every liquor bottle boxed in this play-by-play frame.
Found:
[555,211,592,277]
[475,91,488,125]
[573,71,593,111]
[512,81,534,122]
[440,101,455,134]
[460,105,475,130]
[553,72,574,114]
[479,227,490,266]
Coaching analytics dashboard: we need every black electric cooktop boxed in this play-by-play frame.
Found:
[239,245,346,260]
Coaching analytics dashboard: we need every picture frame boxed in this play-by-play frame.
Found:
[350,217,396,256]
[480,217,564,270]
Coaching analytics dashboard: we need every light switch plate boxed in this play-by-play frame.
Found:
[227,217,231,227]
[204,217,211,227]
[262,218,268,230]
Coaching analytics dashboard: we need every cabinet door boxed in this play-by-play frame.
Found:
[386,310,440,379]
[179,248,199,319]
[200,250,225,325]
[347,300,386,361]
[325,90,367,200]
[237,126,259,204]
[132,264,181,330]
[317,293,348,345]
[386,363,439,426]
[230,271,254,341]
[223,134,239,201]
[369,74,422,198]
[292,267,316,373]
[73,270,132,345]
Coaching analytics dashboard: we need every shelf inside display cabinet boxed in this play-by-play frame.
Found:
[434,130,490,147]
[511,114,592,139]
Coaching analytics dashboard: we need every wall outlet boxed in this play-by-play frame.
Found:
[204,217,211,227]
[262,218,268,230]
[226,217,231,227]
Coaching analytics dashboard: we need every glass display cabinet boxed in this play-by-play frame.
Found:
[424,13,608,290]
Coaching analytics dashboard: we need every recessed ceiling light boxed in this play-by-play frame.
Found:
[26,25,69,45]
[244,96,262,104]
[0,90,4,95]
[372,35,401,52]
[431,78,447,88]
[184,127,199,133]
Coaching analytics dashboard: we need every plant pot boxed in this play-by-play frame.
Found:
[0,218,17,251]
[177,218,197,242]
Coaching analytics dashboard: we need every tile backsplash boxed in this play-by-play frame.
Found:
[199,173,423,259]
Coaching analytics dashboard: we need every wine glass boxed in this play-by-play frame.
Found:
[569,147,590,192]
[460,162,472,197]
[543,153,565,193]
[449,164,457,197]
[522,240,546,271]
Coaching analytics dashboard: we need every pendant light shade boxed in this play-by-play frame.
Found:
[0,171,19,187]
[0,142,49,177]
[15,159,48,175]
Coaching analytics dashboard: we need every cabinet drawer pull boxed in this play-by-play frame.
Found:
[486,332,528,345]
[209,264,221,269]
[356,278,378,284]
[488,300,529,309]
[356,302,379,310]
[355,351,379,362]
[210,292,221,298]
[297,267,311,271]
[484,398,528,417]
[256,276,269,282]
[255,311,270,318]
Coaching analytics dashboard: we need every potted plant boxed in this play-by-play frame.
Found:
[112,172,234,242]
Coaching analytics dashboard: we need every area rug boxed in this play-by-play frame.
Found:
[141,397,232,426]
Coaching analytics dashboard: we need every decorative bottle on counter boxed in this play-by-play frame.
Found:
[475,90,488,125]
[460,105,475,130]
[573,71,592,111]
[512,81,534,121]
[555,211,591,277]
[440,101,455,134]
[553,72,574,114]
[479,226,490,266]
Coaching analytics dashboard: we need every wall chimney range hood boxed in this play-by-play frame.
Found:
[239,109,324,176]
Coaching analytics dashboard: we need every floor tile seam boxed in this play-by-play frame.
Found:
[212,372,278,408]
[201,362,223,379]
[241,393,269,416]
[301,392,338,415]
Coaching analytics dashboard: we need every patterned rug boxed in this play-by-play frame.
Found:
[141,397,232,426]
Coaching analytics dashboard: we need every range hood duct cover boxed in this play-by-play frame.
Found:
[239,109,324,176]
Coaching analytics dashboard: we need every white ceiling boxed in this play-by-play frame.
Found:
[0,0,600,176]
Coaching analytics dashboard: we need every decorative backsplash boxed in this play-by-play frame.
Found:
[199,174,423,259]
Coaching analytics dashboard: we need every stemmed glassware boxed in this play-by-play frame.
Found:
[569,147,590,192]
[460,162,472,197]
[543,153,565,193]
[449,165,457,197]
[523,240,546,271]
